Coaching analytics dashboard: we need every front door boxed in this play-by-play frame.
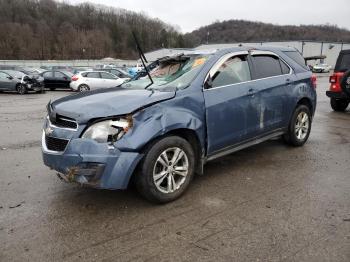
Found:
[0,72,13,90]
[204,52,261,154]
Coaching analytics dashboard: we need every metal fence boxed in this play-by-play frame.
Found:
[0,59,138,68]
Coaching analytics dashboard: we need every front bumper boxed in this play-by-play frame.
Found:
[326,91,350,100]
[42,131,143,190]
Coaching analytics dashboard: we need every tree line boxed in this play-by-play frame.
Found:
[0,0,350,60]
[185,20,350,46]
[0,0,187,60]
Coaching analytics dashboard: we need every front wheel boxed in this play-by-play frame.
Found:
[135,136,195,203]
[330,98,349,112]
[283,105,312,147]
[16,84,27,95]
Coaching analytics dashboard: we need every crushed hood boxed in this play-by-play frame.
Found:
[50,87,176,123]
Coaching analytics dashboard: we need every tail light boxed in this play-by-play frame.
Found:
[329,72,344,92]
[71,75,79,81]
[311,75,317,89]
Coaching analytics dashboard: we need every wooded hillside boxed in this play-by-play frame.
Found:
[0,0,185,59]
[0,0,350,60]
[185,20,350,46]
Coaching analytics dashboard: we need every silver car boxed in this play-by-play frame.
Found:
[70,71,129,92]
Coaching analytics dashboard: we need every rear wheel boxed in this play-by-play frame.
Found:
[135,136,195,203]
[330,98,349,112]
[283,105,312,147]
[16,84,27,95]
[79,84,90,92]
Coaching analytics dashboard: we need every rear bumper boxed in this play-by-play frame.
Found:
[326,91,350,100]
[42,131,143,190]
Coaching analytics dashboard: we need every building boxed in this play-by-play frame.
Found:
[144,41,350,68]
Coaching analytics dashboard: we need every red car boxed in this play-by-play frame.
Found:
[326,49,350,111]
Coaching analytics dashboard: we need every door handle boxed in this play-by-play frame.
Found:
[286,78,291,85]
[247,88,257,96]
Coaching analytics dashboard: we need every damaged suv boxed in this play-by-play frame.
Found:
[42,47,316,203]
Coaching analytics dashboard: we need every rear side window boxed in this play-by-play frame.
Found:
[280,61,290,74]
[283,51,307,68]
[86,72,100,78]
[211,55,251,88]
[335,53,350,72]
[43,71,53,78]
[101,72,117,79]
[55,72,65,78]
[252,55,282,79]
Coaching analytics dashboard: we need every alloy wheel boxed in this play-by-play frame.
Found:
[295,112,309,140]
[153,147,189,194]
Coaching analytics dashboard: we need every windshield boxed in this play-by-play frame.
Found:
[6,70,26,78]
[121,54,210,90]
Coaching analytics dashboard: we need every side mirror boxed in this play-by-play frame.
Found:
[204,75,213,89]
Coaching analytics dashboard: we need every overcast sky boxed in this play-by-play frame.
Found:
[67,0,350,33]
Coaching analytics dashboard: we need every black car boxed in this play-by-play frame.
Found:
[326,49,350,111]
[40,70,73,90]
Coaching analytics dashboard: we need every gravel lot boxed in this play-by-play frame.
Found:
[0,76,349,262]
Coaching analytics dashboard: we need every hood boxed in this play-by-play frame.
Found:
[50,87,176,123]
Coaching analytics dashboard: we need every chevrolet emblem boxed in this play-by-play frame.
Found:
[45,127,54,136]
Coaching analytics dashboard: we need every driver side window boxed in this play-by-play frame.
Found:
[211,55,251,88]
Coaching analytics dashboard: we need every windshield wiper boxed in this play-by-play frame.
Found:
[132,31,154,89]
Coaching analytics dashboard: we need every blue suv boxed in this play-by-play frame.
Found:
[42,46,316,203]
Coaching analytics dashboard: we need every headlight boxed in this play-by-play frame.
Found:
[82,117,132,143]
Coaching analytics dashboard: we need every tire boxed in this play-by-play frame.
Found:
[283,105,312,147]
[79,84,90,92]
[16,84,27,95]
[341,70,350,97]
[135,136,195,203]
[330,98,349,112]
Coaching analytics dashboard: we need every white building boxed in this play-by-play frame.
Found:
[144,41,350,68]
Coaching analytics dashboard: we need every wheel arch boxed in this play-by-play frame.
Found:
[127,127,205,188]
[297,97,314,117]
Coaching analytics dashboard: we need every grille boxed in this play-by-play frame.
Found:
[45,135,69,152]
[51,115,78,129]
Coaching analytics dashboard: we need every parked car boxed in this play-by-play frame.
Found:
[70,71,129,92]
[72,67,94,74]
[98,68,132,79]
[42,46,316,203]
[312,63,332,73]
[326,49,350,111]
[128,63,144,77]
[40,70,73,90]
[0,70,44,94]
[51,66,74,72]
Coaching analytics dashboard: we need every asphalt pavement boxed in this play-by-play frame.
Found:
[0,75,349,262]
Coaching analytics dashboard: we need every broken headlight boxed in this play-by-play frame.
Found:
[82,117,132,143]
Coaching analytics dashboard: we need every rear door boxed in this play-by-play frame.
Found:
[54,71,70,88]
[204,51,261,154]
[42,71,54,88]
[249,51,292,132]
[85,72,103,89]
[100,72,121,87]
